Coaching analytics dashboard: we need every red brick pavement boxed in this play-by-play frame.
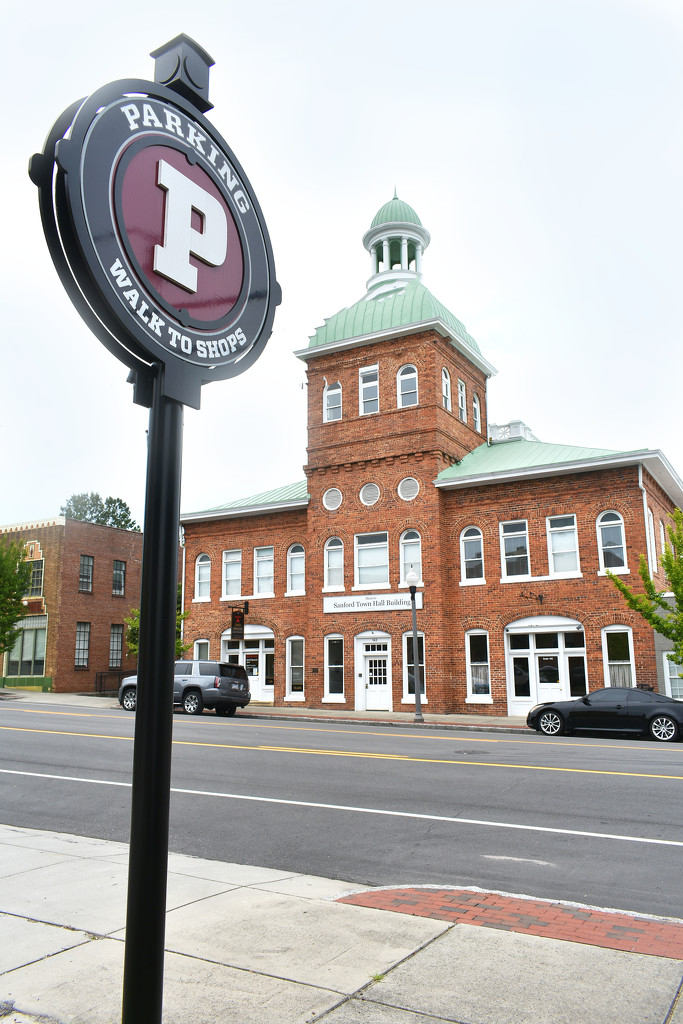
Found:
[337,888,683,960]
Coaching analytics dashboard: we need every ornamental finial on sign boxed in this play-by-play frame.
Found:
[150,34,215,113]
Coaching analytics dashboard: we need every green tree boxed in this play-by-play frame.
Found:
[0,539,33,656]
[608,507,683,666]
[124,586,191,659]
[60,492,140,531]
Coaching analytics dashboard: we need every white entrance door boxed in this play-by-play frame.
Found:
[364,642,390,710]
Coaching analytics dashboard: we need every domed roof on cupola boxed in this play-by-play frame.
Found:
[371,193,423,228]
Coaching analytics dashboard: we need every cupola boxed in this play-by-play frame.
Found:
[362,191,431,292]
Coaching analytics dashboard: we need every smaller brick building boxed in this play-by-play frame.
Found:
[180,195,683,715]
[0,517,142,693]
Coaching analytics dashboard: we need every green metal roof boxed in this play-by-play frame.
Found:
[308,277,481,354]
[436,439,629,485]
[371,195,422,228]
[182,480,309,520]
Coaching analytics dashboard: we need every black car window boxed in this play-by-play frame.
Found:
[588,688,629,703]
[198,662,219,675]
[627,689,656,703]
[174,662,190,675]
[218,663,247,679]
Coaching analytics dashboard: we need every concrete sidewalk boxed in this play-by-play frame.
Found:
[1,824,682,1024]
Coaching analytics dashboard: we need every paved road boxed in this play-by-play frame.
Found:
[1,700,681,918]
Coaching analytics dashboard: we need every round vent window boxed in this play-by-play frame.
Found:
[398,477,419,501]
[360,483,380,506]
[322,487,343,511]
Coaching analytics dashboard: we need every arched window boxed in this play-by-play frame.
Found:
[597,511,627,573]
[460,527,484,582]
[397,365,418,408]
[400,529,422,584]
[194,553,210,599]
[442,368,451,411]
[473,393,481,432]
[323,381,342,422]
[286,544,305,594]
[324,537,344,589]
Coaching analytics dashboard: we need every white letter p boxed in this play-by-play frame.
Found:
[153,160,228,293]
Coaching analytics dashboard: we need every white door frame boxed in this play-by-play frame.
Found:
[505,616,586,715]
[354,630,392,711]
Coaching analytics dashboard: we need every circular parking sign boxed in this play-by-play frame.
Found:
[32,77,280,407]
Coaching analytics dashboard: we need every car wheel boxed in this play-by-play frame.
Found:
[121,687,137,712]
[538,710,564,736]
[215,706,227,717]
[182,691,204,715]
[649,715,678,742]
[226,705,237,717]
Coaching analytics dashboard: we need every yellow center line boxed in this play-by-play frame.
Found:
[1,725,681,780]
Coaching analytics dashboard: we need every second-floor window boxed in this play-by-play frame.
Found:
[473,393,481,432]
[254,546,274,595]
[324,537,344,589]
[597,511,627,573]
[442,368,451,411]
[287,544,305,594]
[461,527,484,581]
[500,520,529,578]
[222,549,242,597]
[400,530,422,584]
[79,555,94,593]
[359,366,379,415]
[195,554,210,599]
[355,532,389,587]
[547,515,579,575]
[28,559,44,597]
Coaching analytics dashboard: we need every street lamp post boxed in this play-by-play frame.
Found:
[406,568,424,723]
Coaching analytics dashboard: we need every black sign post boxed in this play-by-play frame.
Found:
[30,36,280,1024]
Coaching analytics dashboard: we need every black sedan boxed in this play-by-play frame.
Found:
[527,687,683,742]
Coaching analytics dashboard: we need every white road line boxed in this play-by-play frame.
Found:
[2,767,682,848]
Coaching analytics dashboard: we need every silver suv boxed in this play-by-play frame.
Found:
[118,660,251,716]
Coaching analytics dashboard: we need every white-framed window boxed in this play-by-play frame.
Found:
[397,477,419,502]
[457,379,467,422]
[460,526,484,583]
[647,507,657,575]
[442,368,451,411]
[254,546,274,596]
[286,636,305,698]
[323,380,342,422]
[324,635,344,700]
[194,553,211,600]
[473,393,481,433]
[324,537,344,590]
[194,639,210,660]
[354,532,389,588]
[397,364,418,407]
[286,543,305,595]
[360,482,380,506]
[222,549,242,598]
[402,631,425,700]
[109,624,124,669]
[359,365,379,415]
[663,652,683,699]
[500,520,530,579]
[597,511,628,574]
[400,530,422,584]
[466,630,491,701]
[546,514,580,576]
[660,520,667,562]
[322,487,343,511]
[75,622,90,669]
[601,626,636,687]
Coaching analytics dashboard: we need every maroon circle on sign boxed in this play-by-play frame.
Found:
[116,145,244,323]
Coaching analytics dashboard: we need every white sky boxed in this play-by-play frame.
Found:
[2,0,681,528]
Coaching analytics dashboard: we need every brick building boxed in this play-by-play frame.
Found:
[180,195,683,714]
[0,517,142,693]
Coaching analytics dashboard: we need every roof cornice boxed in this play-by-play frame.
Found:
[181,498,310,524]
[435,449,683,507]
[296,318,497,378]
